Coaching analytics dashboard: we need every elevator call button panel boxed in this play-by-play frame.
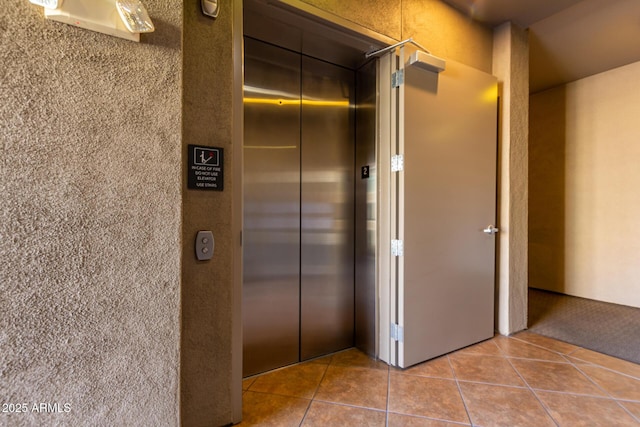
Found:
[195,230,214,261]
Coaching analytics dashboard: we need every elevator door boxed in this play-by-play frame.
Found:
[243,38,355,377]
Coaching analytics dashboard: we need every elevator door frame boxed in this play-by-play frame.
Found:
[237,0,398,421]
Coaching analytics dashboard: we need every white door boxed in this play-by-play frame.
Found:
[395,58,498,368]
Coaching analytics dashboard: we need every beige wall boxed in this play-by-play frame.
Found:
[530,60,640,308]
[0,1,181,426]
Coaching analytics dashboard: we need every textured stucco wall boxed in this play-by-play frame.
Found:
[493,23,529,335]
[300,0,402,40]
[300,0,492,72]
[402,0,492,73]
[0,2,182,426]
[530,61,640,308]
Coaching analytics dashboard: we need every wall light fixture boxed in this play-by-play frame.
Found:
[29,0,155,42]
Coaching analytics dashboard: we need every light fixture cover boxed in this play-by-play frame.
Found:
[37,0,155,42]
[29,0,62,9]
[116,0,154,33]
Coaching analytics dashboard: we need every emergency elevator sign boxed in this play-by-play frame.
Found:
[188,145,223,191]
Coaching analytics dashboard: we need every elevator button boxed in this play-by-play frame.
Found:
[195,230,214,261]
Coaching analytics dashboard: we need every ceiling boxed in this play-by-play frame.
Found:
[442,0,640,93]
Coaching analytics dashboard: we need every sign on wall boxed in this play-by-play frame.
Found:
[188,145,223,191]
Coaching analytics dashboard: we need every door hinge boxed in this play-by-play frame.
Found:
[391,323,404,342]
[391,154,404,172]
[392,69,404,88]
[391,239,404,257]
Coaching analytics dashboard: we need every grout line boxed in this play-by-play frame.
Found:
[447,354,474,426]
[312,398,387,412]
[297,399,313,427]
[299,363,330,427]
[489,336,507,357]
[569,361,620,400]
[243,388,313,400]
[385,365,391,427]
[455,378,529,390]
[386,411,473,426]
[617,400,640,424]
[565,347,582,357]
[506,334,570,358]
[310,363,330,401]
[505,356,561,427]
[503,356,571,364]
[529,388,632,400]
[568,355,640,381]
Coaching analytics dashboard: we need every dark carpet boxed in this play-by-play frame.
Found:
[528,288,640,365]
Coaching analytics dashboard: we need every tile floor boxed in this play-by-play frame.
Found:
[240,332,640,426]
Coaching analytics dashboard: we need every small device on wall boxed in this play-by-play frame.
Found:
[201,0,219,18]
[195,231,214,261]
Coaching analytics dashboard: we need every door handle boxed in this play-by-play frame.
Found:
[483,225,499,235]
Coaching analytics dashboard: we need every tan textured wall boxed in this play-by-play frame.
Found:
[300,0,492,72]
[492,23,529,335]
[300,0,402,40]
[402,0,492,73]
[0,1,182,426]
[530,61,640,308]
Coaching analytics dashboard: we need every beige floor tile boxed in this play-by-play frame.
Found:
[388,412,470,426]
[449,354,524,387]
[451,337,503,357]
[537,391,639,427]
[620,401,640,420]
[570,348,640,379]
[388,373,469,424]
[329,348,390,371]
[240,391,310,426]
[510,359,607,396]
[302,401,386,426]
[512,331,580,355]
[494,335,567,362]
[397,356,454,379]
[459,382,556,427]
[241,345,640,427]
[247,362,327,399]
[315,365,388,410]
[578,364,640,401]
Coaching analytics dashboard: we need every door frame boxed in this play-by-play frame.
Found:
[232,0,521,422]
[234,1,396,422]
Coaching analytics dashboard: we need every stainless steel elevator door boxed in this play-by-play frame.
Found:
[243,38,356,376]
[300,57,355,360]
[243,38,301,377]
